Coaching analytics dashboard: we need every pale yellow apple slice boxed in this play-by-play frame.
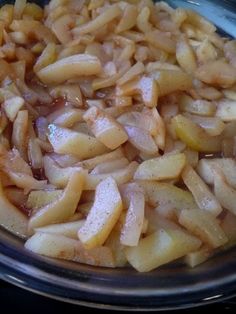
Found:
[182,165,222,216]
[28,171,85,230]
[179,209,228,248]
[83,107,128,149]
[25,233,115,268]
[35,220,85,239]
[139,181,197,211]
[125,227,201,272]
[120,183,145,246]
[0,180,28,238]
[37,54,102,85]
[26,190,63,210]
[78,177,123,249]
[48,124,108,159]
[134,153,186,181]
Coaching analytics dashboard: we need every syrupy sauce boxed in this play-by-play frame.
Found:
[199,152,223,159]
[19,204,32,217]
[32,168,47,181]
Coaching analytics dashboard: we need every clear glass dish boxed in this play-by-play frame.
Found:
[1,0,236,311]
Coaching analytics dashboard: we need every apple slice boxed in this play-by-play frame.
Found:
[120,183,145,246]
[0,179,28,238]
[214,170,236,216]
[125,227,201,272]
[83,107,128,149]
[139,181,197,211]
[25,233,115,268]
[179,209,228,248]
[28,171,85,230]
[134,153,186,181]
[37,54,102,84]
[78,177,123,249]
[48,124,108,159]
[26,190,63,210]
[35,220,85,239]
[172,114,221,152]
[182,165,222,216]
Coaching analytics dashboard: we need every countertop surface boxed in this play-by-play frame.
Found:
[1,280,236,313]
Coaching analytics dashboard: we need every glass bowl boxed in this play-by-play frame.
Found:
[1,0,236,310]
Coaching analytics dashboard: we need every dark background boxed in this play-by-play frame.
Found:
[1,280,235,313]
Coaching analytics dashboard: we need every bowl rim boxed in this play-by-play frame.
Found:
[1,229,236,311]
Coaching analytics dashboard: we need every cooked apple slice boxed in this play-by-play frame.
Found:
[33,43,57,72]
[197,158,236,188]
[105,217,128,267]
[28,171,85,230]
[214,170,236,216]
[184,246,213,268]
[216,99,236,121]
[37,54,102,85]
[85,161,138,190]
[77,148,124,170]
[179,209,228,248]
[48,124,108,159]
[195,60,236,88]
[172,114,221,152]
[176,35,197,73]
[124,125,158,155]
[3,96,24,121]
[43,155,83,188]
[179,94,216,117]
[26,190,63,210]
[91,158,129,175]
[72,4,121,35]
[83,107,128,149]
[221,212,236,249]
[125,227,201,272]
[134,153,186,181]
[78,177,123,249]
[35,220,85,239]
[25,233,115,268]
[139,181,197,211]
[117,76,158,108]
[182,165,222,216]
[150,70,192,97]
[0,179,28,238]
[120,183,145,246]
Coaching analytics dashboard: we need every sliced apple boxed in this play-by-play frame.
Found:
[26,190,63,210]
[179,209,228,248]
[77,148,124,170]
[120,183,145,246]
[35,220,85,239]
[83,107,128,149]
[139,181,197,211]
[134,153,186,181]
[78,177,123,249]
[0,179,28,238]
[197,158,236,188]
[214,170,236,216]
[43,155,83,188]
[85,161,138,190]
[3,96,24,121]
[28,171,85,230]
[37,54,102,85]
[216,99,236,121]
[182,165,222,216]
[184,246,213,268]
[48,124,108,159]
[125,227,201,272]
[172,114,221,152]
[25,233,115,268]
